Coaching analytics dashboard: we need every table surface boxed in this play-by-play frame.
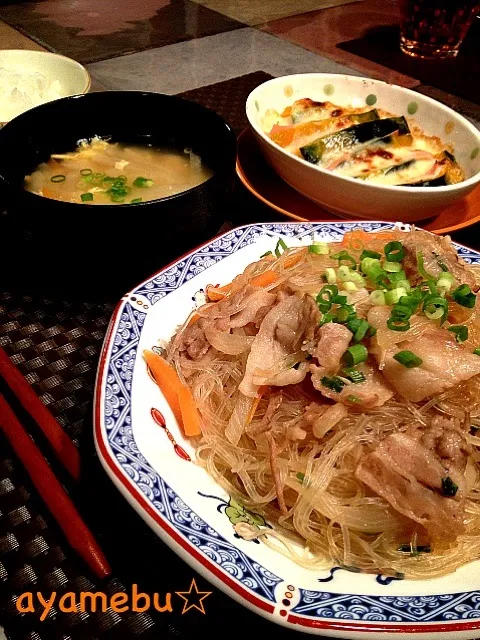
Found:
[0,2,479,638]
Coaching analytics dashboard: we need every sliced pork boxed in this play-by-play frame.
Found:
[174,285,276,361]
[199,285,276,324]
[356,418,470,540]
[372,326,480,402]
[314,323,353,375]
[304,402,348,439]
[178,318,210,360]
[310,361,394,409]
[402,228,478,290]
[239,293,320,397]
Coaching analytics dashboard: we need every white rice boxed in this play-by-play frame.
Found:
[0,64,63,122]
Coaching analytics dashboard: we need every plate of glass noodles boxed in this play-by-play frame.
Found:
[94,220,480,638]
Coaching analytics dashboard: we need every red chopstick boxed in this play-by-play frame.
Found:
[0,393,111,578]
[0,347,80,480]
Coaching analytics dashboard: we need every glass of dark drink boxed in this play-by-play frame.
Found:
[400,0,480,59]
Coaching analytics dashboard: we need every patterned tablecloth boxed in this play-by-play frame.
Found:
[0,71,479,640]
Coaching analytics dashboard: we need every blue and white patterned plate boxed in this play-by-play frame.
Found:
[94,222,480,639]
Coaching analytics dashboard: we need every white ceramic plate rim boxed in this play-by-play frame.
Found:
[94,221,480,639]
[246,73,480,193]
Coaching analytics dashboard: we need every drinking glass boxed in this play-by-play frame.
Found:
[400,0,480,59]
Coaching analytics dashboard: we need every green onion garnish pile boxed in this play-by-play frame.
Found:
[310,236,478,393]
[77,170,154,203]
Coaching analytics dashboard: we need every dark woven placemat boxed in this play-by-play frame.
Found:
[0,72,308,640]
[180,70,273,136]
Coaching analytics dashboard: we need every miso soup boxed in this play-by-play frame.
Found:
[24,137,213,204]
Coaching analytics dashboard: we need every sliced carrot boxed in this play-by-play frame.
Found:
[144,350,202,437]
[340,229,370,250]
[246,386,267,425]
[143,350,183,426]
[206,250,303,302]
[341,229,402,252]
[249,270,279,289]
[187,312,200,326]
[206,283,232,301]
[282,251,305,269]
[41,187,57,199]
[177,385,202,437]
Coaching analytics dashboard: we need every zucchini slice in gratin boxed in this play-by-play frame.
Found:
[264,99,464,186]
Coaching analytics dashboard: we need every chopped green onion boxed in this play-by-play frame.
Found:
[348,271,366,287]
[116,175,128,183]
[441,476,458,497]
[370,290,386,306]
[308,241,329,254]
[321,376,345,392]
[343,367,366,383]
[438,260,448,272]
[424,307,443,320]
[335,306,352,322]
[80,168,92,176]
[392,303,413,319]
[331,250,356,268]
[260,251,272,258]
[385,287,408,306]
[317,284,338,304]
[451,284,476,309]
[337,265,352,282]
[343,344,368,367]
[50,174,65,183]
[384,241,405,262]
[274,238,288,258]
[331,294,348,305]
[296,472,305,483]
[417,251,434,280]
[387,270,407,284]
[347,317,361,333]
[325,268,337,284]
[361,257,386,285]
[423,295,449,323]
[319,312,334,326]
[346,394,360,403]
[92,172,105,182]
[437,272,455,284]
[383,261,402,273]
[133,176,154,188]
[393,350,423,368]
[130,198,143,204]
[80,192,93,202]
[353,319,370,342]
[387,317,410,331]
[392,279,411,293]
[399,289,424,310]
[448,325,468,343]
[474,347,480,356]
[437,277,454,295]
[428,280,439,295]
[343,281,357,292]
[360,249,381,261]
[102,176,115,184]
